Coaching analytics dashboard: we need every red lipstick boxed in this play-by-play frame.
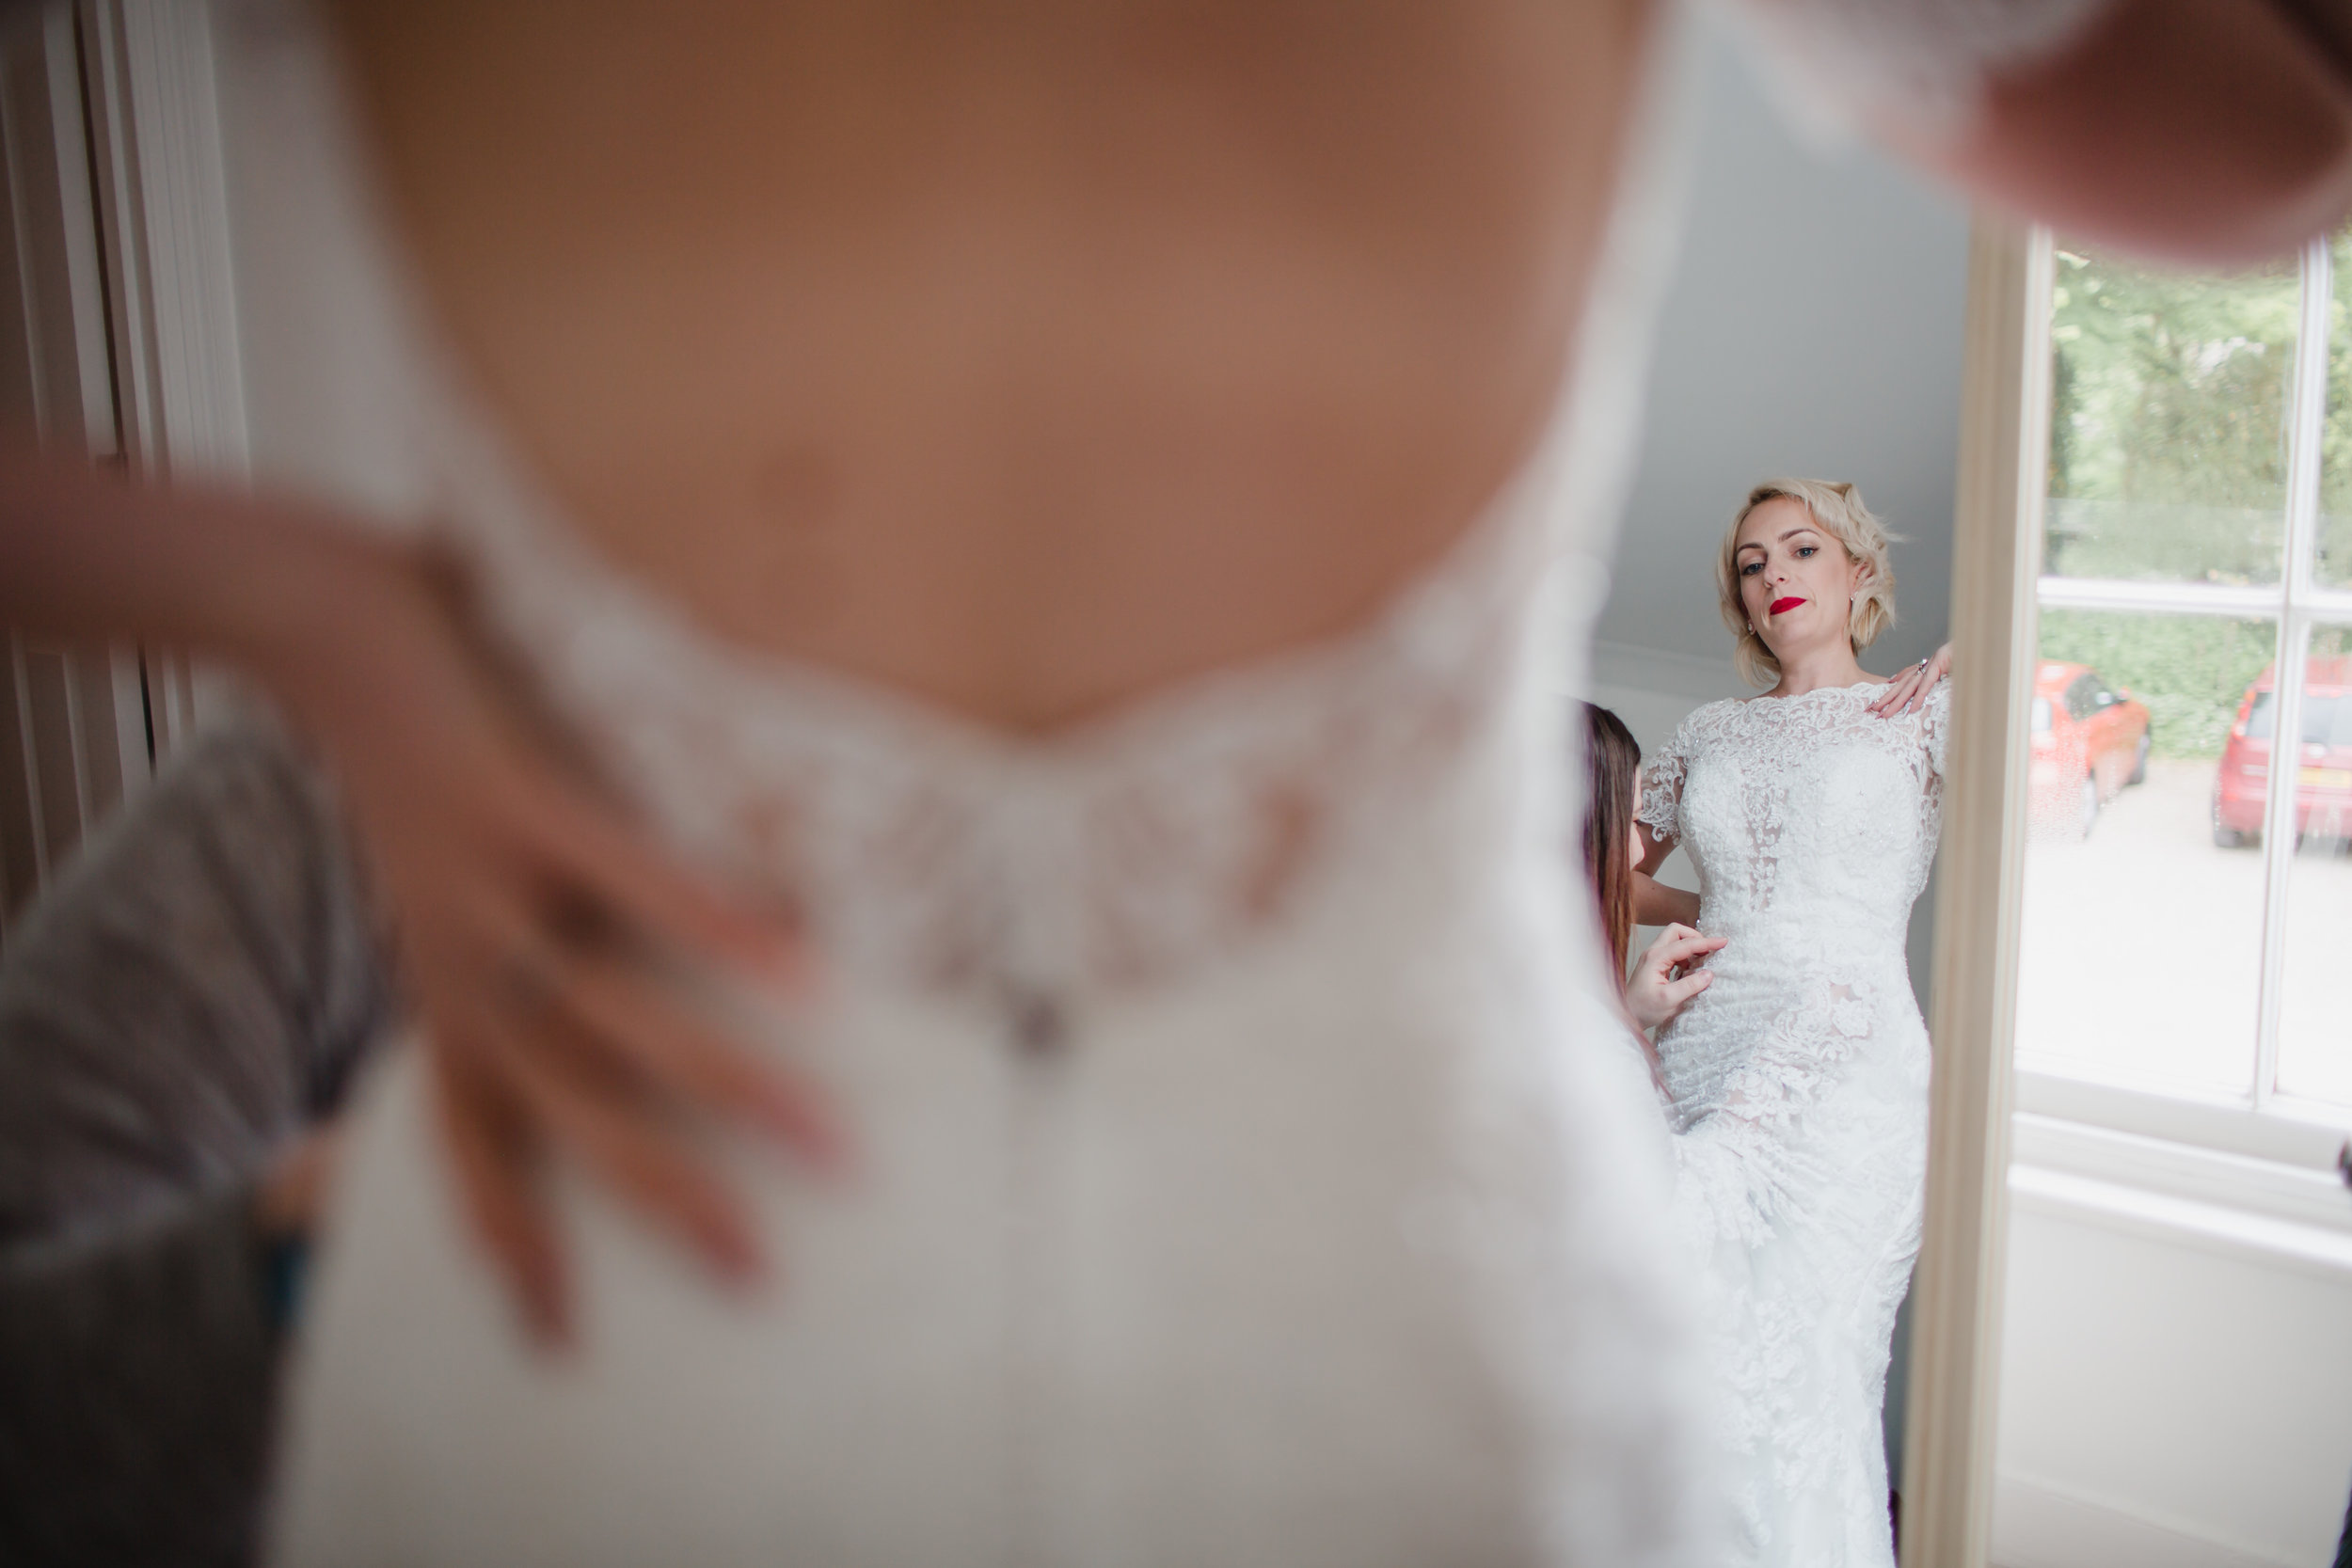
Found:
[1770,595,1805,616]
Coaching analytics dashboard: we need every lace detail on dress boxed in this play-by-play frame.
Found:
[1675,963,1883,1245]
[1719,0,2118,141]
[418,407,1561,1014]
[1645,679,1946,1567]
[1673,958,1909,1550]
[1635,740,1687,843]
[1921,681,1952,777]
[1641,682,1947,923]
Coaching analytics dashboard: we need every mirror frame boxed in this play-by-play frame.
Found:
[1899,217,2050,1568]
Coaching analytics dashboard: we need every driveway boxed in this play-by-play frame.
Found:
[2015,758,2352,1107]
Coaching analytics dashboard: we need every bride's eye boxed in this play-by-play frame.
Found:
[1740,561,1762,577]
[1795,546,1817,559]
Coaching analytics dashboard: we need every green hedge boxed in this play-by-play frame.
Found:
[2036,610,2276,758]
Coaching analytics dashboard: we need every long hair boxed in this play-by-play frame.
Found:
[1578,702,1641,989]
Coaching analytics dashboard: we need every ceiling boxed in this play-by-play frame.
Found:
[1597,21,1972,675]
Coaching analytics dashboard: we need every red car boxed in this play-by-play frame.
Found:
[2212,657,2352,847]
[2029,660,2152,839]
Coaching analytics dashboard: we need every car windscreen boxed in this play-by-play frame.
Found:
[2245,691,2352,744]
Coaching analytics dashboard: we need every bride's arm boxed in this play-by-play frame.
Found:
[0,442,845,1341]
[1632,825,1699,927]
[1906,0,2352,265]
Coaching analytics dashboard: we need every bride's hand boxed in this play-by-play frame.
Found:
[0,441,847,1343]
[1867,641,1951,718]
[1624,923,1725,1034]
[271,546,848,1345]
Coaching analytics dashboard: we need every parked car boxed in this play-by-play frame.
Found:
[2029,661,2151,840]
[2212,657,2352,847]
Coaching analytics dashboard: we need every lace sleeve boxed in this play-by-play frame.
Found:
[1635,719,1692,844]
[1715,0,2120,143]
[1921,680,1953,778]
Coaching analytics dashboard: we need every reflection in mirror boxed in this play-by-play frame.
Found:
[1586,20,1963,1559]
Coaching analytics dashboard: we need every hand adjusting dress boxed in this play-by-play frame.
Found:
[1638,682,1952,1568]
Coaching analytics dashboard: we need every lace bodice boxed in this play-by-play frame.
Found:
[1636,682,1947,1566]
[1638,680,1948,946]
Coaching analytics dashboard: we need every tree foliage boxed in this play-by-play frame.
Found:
[2038,247,2328,755]
[2048,246,2296,521]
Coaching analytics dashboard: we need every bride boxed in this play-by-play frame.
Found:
[0,2,2342,1563]
[1635,479,1951,1566]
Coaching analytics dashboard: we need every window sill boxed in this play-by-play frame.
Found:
[2014,1068,2351,1170]
[2010,1110,2352,1280]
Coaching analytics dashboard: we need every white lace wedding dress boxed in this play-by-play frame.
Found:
[1638,682,1952,1567]
[212,0,2088,1562]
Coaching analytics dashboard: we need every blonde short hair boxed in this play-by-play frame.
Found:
[1716,478,1898,689]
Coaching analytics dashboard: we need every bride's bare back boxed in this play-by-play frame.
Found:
[7,0,2340,1360]
[331,0,1649,732]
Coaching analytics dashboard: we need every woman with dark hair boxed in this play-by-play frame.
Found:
[1580,704,1644,984]
[1577,703,1721,1038]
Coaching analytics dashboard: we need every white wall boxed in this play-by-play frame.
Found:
[1993,1165,2352,1567]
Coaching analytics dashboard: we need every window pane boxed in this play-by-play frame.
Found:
[2015,610,2278,1096]
[2272,627,2352,1106]
[2047,245,2295,586]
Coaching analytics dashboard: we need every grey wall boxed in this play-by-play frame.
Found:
[1600,24,1970,676]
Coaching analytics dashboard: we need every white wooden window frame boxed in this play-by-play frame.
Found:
[1902,219,2352,1568]
[2023,228,2352,1170]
